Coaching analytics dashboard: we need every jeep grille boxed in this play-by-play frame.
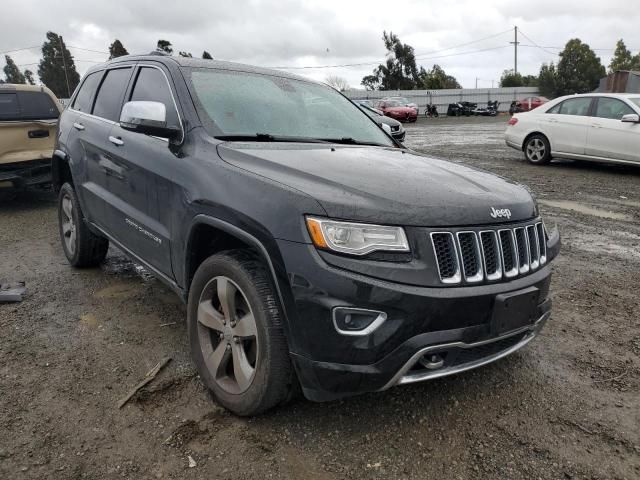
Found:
[431,221,547,285]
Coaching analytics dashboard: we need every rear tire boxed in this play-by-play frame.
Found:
[524,134,551,165]
[187,250,294,416]
[58,182,109,267]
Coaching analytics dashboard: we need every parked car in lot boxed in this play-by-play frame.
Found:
[376,99,418,122]
[511,96,549,113]
[506,93,640,166]
[53,53,559,415]
[356,102,406,142]
[0,84,62,190]
[383,96,419,114]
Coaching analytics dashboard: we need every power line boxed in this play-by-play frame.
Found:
[270,29,513,69]
[517,30,557,56]
[0,46,41,55]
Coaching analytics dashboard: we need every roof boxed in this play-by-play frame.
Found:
[98,52,318,84]
[0,83,59,99]
[555,92,640,101]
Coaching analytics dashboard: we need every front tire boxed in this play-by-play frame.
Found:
[187,250,294,416]
[524,134,551,165]
[58,182,109,267]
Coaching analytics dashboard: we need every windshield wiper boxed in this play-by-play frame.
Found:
[318,137,389,147]
[214,133,330,144]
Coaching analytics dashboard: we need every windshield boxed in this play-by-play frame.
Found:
[385,100,403,107]
[187,68,393,146]
[630,98,640,109]
[358,104,381,117]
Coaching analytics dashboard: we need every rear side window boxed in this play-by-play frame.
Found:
[129,67,179,128]
[17,91,59,120]
[594,97,634,120]
[0,93,20,120]
[92,67,132,122]
[72,72,102,113]
[0,91,58,121]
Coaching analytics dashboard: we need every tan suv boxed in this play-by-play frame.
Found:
[0,84,62,190]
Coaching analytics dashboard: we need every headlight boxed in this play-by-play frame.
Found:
[306,217,409,256]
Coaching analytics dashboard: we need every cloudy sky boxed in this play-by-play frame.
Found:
[1,0,639,90]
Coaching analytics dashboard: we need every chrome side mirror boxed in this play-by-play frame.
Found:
[621,113,640,123]
[120,101,180,138]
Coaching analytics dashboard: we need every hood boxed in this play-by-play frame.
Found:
[377,115,402,128]
[217,143,537,227]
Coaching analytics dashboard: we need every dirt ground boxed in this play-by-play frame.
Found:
[1,115,638,479]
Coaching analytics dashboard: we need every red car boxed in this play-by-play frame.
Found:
[516,96,549,112]
[376,100,418,123]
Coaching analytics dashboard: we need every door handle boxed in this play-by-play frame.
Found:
[547,118,557,123]
[28,129,49,139]
[73,122,85,131]
[591,124,602,129]
[108,136,124,146]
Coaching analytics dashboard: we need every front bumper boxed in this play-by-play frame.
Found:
[0,159,52,189]
[278,238,556,402]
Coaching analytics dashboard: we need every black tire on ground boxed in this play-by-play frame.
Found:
[58,182,109,267]
[187,250,295,416]
[524,134,552,165]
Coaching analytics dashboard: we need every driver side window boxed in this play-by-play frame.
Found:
[129,67,180,128]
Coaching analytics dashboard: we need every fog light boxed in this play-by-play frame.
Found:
[332,307,387,336]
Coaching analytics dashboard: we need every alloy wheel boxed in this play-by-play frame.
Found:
[197,276,259,394]
[526,138,546,162]
[61,194,76,255]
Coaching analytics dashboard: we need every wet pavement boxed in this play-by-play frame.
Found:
[0,116,638,479]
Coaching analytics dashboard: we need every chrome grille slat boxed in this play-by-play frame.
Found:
[430,232,461,284]
[430,220,547,285]
[526,225,540,270]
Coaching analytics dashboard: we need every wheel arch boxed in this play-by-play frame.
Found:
[52,149,72,193]
[183,215,295,333]
[522,131,550,152]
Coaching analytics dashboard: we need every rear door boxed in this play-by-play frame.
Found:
[97,64,183,277]
[540,97,593,155]
[0,89,60,167]
[586,97,640,162]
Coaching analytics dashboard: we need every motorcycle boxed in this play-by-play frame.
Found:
[447,102,476,117]
[509,101,524,115]
[472,100,500,116]
[424,104,439,118]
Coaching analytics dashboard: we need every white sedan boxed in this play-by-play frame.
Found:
[505,93,640,166]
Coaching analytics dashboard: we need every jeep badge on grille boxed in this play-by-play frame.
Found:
[490,207,511,219]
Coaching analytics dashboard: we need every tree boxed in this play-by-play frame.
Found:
[537,63,558,98]
[178,51,193,58]
[108,39,129,60]
[555,39,605,96]
[24,69,35,85]
[202,51,213,60]
[419,64,461,89]
[157,40,173,55]
[325,75,349,91]
[38,31,80,98]
[3,55,26,84]
[500,70,538,88]
[360,31,423,90]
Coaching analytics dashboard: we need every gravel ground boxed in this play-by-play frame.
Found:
[1,115,638,479]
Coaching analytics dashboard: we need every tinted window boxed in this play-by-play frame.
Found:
[0,93,20,120]
[594,97,634,120]
[129,67,179,128]
[92,68,132,121]
[551,98,592,116]
[0,91,59,121]
[17,91,59,120]
[72,72,101,112]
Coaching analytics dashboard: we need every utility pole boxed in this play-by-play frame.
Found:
[509,26,519,74]
[475,77,478,89]
[58,35,71,98]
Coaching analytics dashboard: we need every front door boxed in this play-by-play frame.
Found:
[586,97,640,163]
[541,97,593,155]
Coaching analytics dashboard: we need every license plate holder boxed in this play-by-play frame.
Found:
[491,286,540,335]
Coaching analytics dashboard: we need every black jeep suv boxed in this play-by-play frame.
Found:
[53,53,560,415]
